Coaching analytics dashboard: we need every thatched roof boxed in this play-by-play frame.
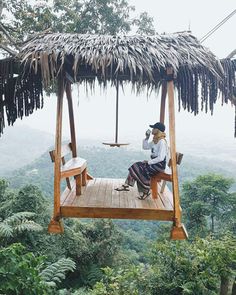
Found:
[0,32,236,136]
[20,32,225,84]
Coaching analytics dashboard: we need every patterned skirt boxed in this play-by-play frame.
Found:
[126,158,166,192]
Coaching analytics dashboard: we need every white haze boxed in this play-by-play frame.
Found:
[3,0,236,151]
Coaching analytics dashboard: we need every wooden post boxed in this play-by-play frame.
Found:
[65,82,77,157]
[160,81,167,124]
[115,81,119,144]
[48,75,65,233]
[167,68,188,240]
[65,82,88,191]
[159,81,167,194]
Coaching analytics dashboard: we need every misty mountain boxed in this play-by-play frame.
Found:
[0,126,235,194]
[0,126,54,175]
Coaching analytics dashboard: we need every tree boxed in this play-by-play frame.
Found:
[72,219,124,286]
[133,12,155,35]
[0,0,156,56]
[0,179,15,219]
[12,185,49,221]
[149,235,236,295]
[182,173,235,236]
[91,266,151,295]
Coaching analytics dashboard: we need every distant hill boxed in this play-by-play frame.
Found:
[5,143,236,197]
[0,126,235,194]
[0,126,54,175]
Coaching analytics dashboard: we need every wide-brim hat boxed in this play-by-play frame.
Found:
[149,122,165,132]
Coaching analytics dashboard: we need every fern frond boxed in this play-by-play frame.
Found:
[15,220,43,233]
[40,258,76,285]
[0,223,13,238]
[87,264,103,286]
[5,212,36,224]
[0,212,42,238]
[45,281,56,287]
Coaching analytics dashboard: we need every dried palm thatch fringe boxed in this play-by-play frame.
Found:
[0,58,43,135]
[0,32,236,136]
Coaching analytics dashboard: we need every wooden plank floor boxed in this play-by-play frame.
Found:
[60,178,175,221]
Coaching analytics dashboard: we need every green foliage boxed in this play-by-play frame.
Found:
[2,0,155,45]
[73,219,124,286]
[0,243,77,294]
[133,12,155,35]
[0,212,42,240]
[182,173,235,236]
[0,178,8,199]
[0,243,49,294]
[0,179,15,219]
[149,235,236,295]
[92,266,150,295]
[13,185,49,216]
[40,257,76,287]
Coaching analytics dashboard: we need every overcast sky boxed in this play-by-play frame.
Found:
[6,0,236,148]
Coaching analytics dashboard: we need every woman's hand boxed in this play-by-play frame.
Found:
[145,129,151,140]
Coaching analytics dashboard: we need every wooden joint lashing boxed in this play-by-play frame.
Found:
[165,67,175,81]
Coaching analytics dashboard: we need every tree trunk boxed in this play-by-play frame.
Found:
[232,277,236,295]
[220,276,230,295]
[211,215,215,233]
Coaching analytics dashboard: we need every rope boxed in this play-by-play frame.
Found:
[200,9,236,43]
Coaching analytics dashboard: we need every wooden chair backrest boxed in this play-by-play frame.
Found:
[49,143,73,163]
[168,152,183,167]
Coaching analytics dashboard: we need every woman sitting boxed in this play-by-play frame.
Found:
[115,122,169,199]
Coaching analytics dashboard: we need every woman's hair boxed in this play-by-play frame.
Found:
[153,129,166,144]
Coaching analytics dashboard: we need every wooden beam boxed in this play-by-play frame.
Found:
[53,75,64,218]
[65,82,77,157]
[61,206,174,221]
[160,81,167,124]
[167,69,182,227]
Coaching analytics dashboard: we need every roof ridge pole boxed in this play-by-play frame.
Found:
[65,82,77,157]
[48,74,65,234]
[166,67,188,240]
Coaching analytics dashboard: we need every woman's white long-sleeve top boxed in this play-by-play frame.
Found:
[142,138,169,165]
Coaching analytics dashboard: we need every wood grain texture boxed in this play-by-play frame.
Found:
[60,157,87,178]
[65,82,77,158]
[59,178,175,221]
[167,76,182,225]
[53,76,64,218]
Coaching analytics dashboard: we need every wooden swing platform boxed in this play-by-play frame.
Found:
[60,178,176,221]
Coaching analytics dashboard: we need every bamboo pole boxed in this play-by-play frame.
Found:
[167,72,181,226]
[53,76,64,218]
[160,81,167,124]
[65,82,77,157]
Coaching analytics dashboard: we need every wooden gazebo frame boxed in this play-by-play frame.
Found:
[47,66,187,240]
[1,32,235,241]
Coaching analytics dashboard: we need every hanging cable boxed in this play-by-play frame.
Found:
[200,9,236,43]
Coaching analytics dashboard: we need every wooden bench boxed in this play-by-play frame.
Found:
[150,152,183,199]
[49,143,87,195]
